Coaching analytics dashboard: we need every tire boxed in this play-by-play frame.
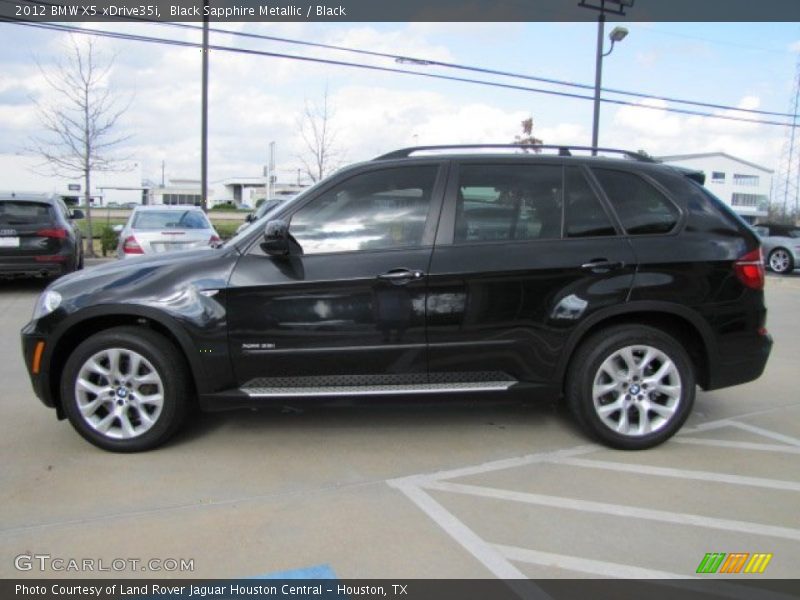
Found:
[60,326,190,452]
[768,248,794,275]
[566,324,695,450]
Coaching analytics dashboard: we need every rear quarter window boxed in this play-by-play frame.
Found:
[592,169,680,235]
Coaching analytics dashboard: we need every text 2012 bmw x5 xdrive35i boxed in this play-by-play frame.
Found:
[21,146,772,452]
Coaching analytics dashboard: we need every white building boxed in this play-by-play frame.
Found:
[146,179,207,206]
[657,152,772,223]
[0,153,143,206]
[211,178,307,208]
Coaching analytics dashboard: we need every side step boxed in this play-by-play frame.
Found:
[240,373,516,398]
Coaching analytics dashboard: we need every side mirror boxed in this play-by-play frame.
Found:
[261,219,290,256]
[245,213,254,223]
[70,209,85,219]
[112,224,124,233]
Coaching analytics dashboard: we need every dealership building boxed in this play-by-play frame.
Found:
[657,152,773,223]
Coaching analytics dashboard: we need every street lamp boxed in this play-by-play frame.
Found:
[578,0,634,153]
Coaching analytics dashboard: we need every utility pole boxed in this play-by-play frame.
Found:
[268,141,276,200]
[200,0,209,211]
[578,0,634,153]
[591,11,606,153]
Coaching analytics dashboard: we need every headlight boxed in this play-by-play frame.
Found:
[32,290,62,320]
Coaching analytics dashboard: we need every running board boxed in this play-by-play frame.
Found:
[240,380,516,398]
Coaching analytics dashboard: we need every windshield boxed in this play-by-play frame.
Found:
[131,210,211,230]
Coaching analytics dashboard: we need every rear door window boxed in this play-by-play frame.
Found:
[564,167,616,238]
[592,169,680,235]
[454,164,563,243]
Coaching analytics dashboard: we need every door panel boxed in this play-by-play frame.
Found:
[426,161,636,384]
[226,163,446,386]
[227,249,430,383]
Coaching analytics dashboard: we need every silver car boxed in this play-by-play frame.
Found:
[753,223,800,275]
[115,205,220,258]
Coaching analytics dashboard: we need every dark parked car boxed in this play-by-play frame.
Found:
[235,197,292,235]
[21,146,772,452]
[1,192,84,279]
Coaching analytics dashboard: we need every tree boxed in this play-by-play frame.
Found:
[30,36,131,257]
[513,117,543,151]
[296,87,342,183]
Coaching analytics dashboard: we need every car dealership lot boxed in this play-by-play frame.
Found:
[1,268,799,579]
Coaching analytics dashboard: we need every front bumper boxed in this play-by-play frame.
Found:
[21,322,56,410]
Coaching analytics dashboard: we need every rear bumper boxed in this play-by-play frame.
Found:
[0,255,71,278]
[706,331,773,390]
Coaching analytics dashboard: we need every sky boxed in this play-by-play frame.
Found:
[0,20,799,189]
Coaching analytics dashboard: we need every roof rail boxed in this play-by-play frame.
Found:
[373,144,657,162]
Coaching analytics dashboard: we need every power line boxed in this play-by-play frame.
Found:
[1,16,798,129]
[5,0,797,119]
[157,20,797,119]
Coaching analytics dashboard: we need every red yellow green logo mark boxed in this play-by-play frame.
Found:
[696,553,773,574]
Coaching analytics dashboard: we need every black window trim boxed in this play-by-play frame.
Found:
[586,166,686,238]
[244,160,450,258]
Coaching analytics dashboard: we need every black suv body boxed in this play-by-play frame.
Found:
[21,147,772,451]
[1,193,84,278]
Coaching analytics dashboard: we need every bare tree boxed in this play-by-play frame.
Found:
[29,36,131,257]
[296,87,342,183]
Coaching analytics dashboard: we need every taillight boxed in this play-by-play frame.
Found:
[122,236,144,255]
[734,248,764,290]
[36,228,68,239]
[209,235,221,246]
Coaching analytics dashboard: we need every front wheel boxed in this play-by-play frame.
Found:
[768,248,794,275]
[566,325,695,450]
[61,326,190,452]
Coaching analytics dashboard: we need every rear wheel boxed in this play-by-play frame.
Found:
[768,248,794,274]
[61,326,190,452]
[566,325,695,450]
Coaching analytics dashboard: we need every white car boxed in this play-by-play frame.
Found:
[115,205,220,258]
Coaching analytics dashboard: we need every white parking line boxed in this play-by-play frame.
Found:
[389,419,800,580]
[726,421,800,447]
[423,481,800,542]
[548,457,800,492]
[494,543,688,579]
[393,445,598,487]
[673,437,800,454]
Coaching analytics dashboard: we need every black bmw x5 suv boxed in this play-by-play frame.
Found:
[21,145,772,452]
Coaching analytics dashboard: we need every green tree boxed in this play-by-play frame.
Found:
[513,117,543,152]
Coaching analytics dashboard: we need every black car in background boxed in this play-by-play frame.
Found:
[21,146,772,452]
[235,196,293,235]
[1,193,84,279]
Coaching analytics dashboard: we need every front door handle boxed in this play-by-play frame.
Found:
[581,259,625,273]
[377,268,425,284]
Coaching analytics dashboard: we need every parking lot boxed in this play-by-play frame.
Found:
[1,267,799,580]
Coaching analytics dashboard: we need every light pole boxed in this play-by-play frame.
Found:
[579,0,633,152]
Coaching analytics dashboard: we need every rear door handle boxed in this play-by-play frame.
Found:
[377,268,425,284]
[581,259,625,273]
